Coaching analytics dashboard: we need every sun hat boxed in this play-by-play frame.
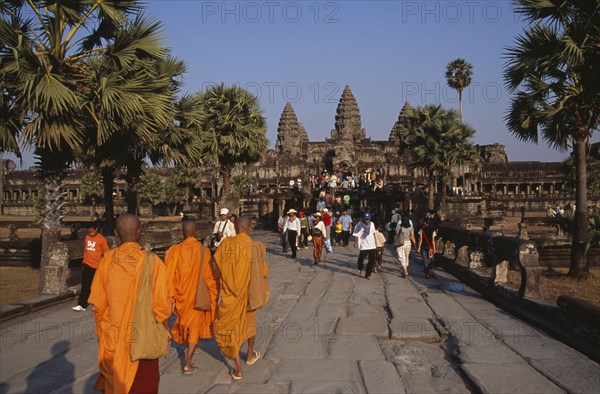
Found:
[363,212,372,220]
[314,212,322,217]
[219,208,229,215]
[323,208,329,213]
[287,209,298,214]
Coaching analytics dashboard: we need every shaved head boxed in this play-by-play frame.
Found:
[115,214,141,243]
[182,221,197,238]
[236,216,251,234]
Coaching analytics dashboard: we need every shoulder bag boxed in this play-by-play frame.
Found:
[130,252,169,361]
[248,241,270,311]
[194,246,211,311]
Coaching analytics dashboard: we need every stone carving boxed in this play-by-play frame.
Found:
[493,260,509,285]
[469,250,484,269]
[39,242,69,295]
[443,240,456,259]
[457,245,469,265]
[518,222,529,240]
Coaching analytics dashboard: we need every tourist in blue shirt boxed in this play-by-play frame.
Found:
[339,209,353,246]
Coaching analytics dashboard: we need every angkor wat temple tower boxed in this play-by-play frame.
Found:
[331,85,366,142]
[275,102,308,159]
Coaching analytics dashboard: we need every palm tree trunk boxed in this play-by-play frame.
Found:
[38,176,65,294]
[458,90,463,122]
[102,166,116,234]
[427,173,435,210]
[569,139,589,277]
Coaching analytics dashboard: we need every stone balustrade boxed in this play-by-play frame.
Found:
[435,225,541,299]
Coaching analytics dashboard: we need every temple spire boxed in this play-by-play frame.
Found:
[332,85,366,141]
[389,101,413,144]
[275,103,308,157]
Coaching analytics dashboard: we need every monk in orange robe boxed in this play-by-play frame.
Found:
[213,216,266,380]
[89,214,171,394]
[165,220,219,374]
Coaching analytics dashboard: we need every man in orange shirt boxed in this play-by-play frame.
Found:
[165,221,219,375]
[73,222,109,312]
[89,214,171,394]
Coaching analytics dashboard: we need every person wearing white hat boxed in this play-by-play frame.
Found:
[211,208,236,250]
[283,209,301,258]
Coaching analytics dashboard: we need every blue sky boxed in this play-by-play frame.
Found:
[9,0,598,168]
[142,0,584,162]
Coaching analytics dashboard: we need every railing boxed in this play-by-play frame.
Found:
[435,225,541,299]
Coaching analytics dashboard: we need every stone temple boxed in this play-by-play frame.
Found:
[2,85,598,220]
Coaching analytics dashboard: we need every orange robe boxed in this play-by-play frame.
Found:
[165,237,219,344]
[89,242,171,394]
[213,233,253,359]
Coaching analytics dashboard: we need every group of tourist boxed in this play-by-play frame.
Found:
[74,210,269,393]
[287,168,388,194]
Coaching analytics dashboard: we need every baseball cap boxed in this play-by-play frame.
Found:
[363,212,372,220]
[219,208,229,215]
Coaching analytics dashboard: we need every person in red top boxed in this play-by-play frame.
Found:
[73,222,109,311]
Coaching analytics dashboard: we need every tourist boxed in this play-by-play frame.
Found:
[296,177,302,190]
[283,209,301,259]
[165,221,219,375]
[89,214,171,393]
[322,208,333,253]
[329,172,337,195]
[417,217,437,279]
[339,209,353,246]
[312,212,326,265]
[373,223,387,273]
[388,209,401,243]
[316,197,327,212]
[353,212,377,279]
[289,178,295,190]
[277,212,289,253]
[211,208,236,250]
[395,214,416,278]
[73,222,109,312]
[333,213,343,246]
[299,211,310,249]
[213,217,267,380]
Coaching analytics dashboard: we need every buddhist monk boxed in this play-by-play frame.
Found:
[213,216,265,380]
[89,214,171,394]
[165,220,219,374]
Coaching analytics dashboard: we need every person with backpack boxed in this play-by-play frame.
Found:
[417,217,437,278]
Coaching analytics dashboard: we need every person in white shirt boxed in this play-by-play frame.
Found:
[212,208,236,249]
[283,209,301,259]
[353,212,377,279]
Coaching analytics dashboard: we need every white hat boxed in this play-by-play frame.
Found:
[287,209,298,214]
[323,208,329,213]
[219,208,229,215]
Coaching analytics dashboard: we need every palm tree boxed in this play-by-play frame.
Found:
[504,0,599,278]
[196,84,268,209]
[0,1,143,294]
[445,58,473,121]
[395,104,477,213]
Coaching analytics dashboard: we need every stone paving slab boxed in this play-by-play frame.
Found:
[380,340,470,394]
[389,318,440,342]
[337,315,389,337]
[266,359,364,393]
[359,360,406,394]
[460,362,565,394]
[529,357,600,394]
[326,335,385,360]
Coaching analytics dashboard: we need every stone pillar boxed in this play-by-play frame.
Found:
[8,224,18,240]
[39,242,69,295]
[519,242,541,299]
[493,260,509,285]
[503,184,507,195]
[518,222,529,239]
